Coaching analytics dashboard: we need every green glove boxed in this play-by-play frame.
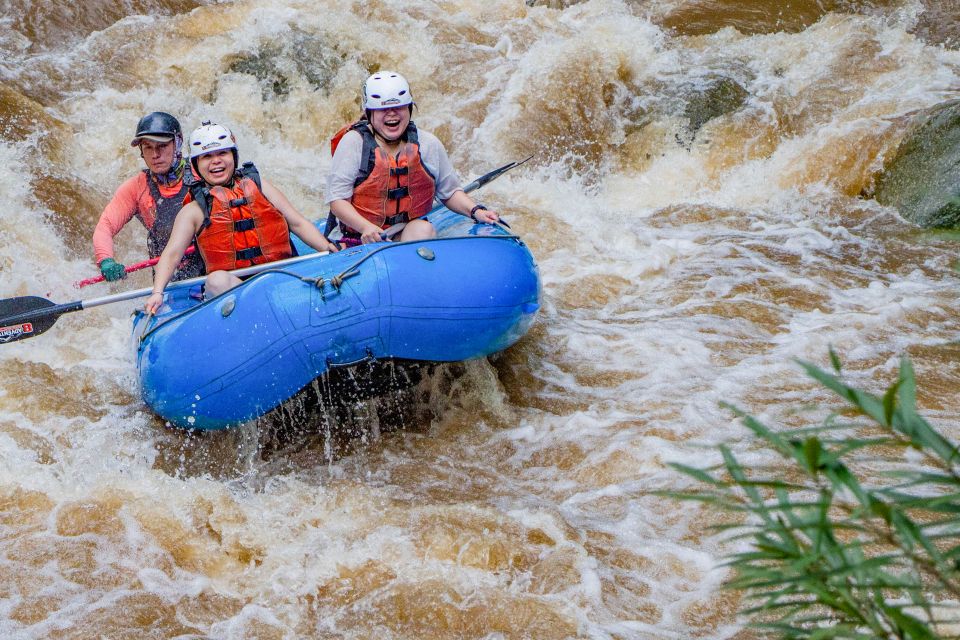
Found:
[99,258,127,281]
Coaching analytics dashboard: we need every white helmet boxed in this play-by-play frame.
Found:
[188,121,237,159]
[362,71,413,110]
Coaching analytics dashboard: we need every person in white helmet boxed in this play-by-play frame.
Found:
[143,121,338,313]
[326,70,499,246]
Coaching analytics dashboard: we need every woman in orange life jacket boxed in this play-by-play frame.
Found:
[326,71,500,246]
[92,111,205,282]
[143,121,338,314]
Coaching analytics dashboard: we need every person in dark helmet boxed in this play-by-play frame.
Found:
[91,111,204,282]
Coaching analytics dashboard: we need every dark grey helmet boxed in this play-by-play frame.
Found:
[130,111,182,147]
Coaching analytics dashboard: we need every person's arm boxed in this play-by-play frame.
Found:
[442,189,500,224]
[143,203,203,313]
[261,180,338,253]
[92,176,140,264]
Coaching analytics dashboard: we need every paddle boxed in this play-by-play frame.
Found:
[322,156,535,237]
[77,247,198,288]
[459,155,533,194]
[0,251,328,345]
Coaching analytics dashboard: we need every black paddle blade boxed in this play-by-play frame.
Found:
[0,296,59,344]
[462,156,535,194]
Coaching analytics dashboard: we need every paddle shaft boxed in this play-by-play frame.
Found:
[1,252,329,331]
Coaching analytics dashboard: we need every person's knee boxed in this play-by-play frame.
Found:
[204,270,240,297]
[400,219,436,241]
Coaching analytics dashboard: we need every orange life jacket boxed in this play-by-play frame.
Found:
[186,162,293,272]
[330,120,436,234]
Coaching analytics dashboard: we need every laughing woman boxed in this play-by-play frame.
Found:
[144,121,338,313]
[327,70,500,246]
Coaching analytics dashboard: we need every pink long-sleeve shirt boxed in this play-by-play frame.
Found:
[92,172,187,265]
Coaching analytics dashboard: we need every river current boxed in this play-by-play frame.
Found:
[1,0,959,638]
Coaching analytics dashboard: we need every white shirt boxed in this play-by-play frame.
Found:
[325,125,462,205]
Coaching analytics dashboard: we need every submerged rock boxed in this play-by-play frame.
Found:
[225,29,344,100]
[911,2,960,50]
[874,100,960,228]
[682,75,749,135]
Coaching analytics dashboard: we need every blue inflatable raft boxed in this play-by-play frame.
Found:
[131,208,540,430]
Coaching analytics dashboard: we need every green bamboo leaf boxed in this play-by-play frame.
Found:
[890,508,945,564]
[752,622,872,640]
[882,604,937,640]
[666,462,725,486]
[797,360,888,425]
[803,436,824,475]
[829,346,843,373]
[867,497,892,523]
[882,473,960,488]
[742,479,813,491]
[940,544,960,559]
[810,627,876,640]
[737,413,796,460]
[894,409,960,463]
[810,555,906,581]
[882,379,901,427]
[720,447,769,515]
[824,463,870,507]
[897,356,918,417]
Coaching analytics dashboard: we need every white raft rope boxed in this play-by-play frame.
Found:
[270,230,521,302]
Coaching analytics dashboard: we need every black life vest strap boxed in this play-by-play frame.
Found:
[237,161,262,190]
[186,172,213,232]
[235,246,263,261]
[234,218,256,232]
[384,212,410,226]
[353,119,377,187]
[323,212,338,238]
[387,186,409,200]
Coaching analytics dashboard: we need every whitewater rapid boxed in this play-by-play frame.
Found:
[0,0,959,637]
